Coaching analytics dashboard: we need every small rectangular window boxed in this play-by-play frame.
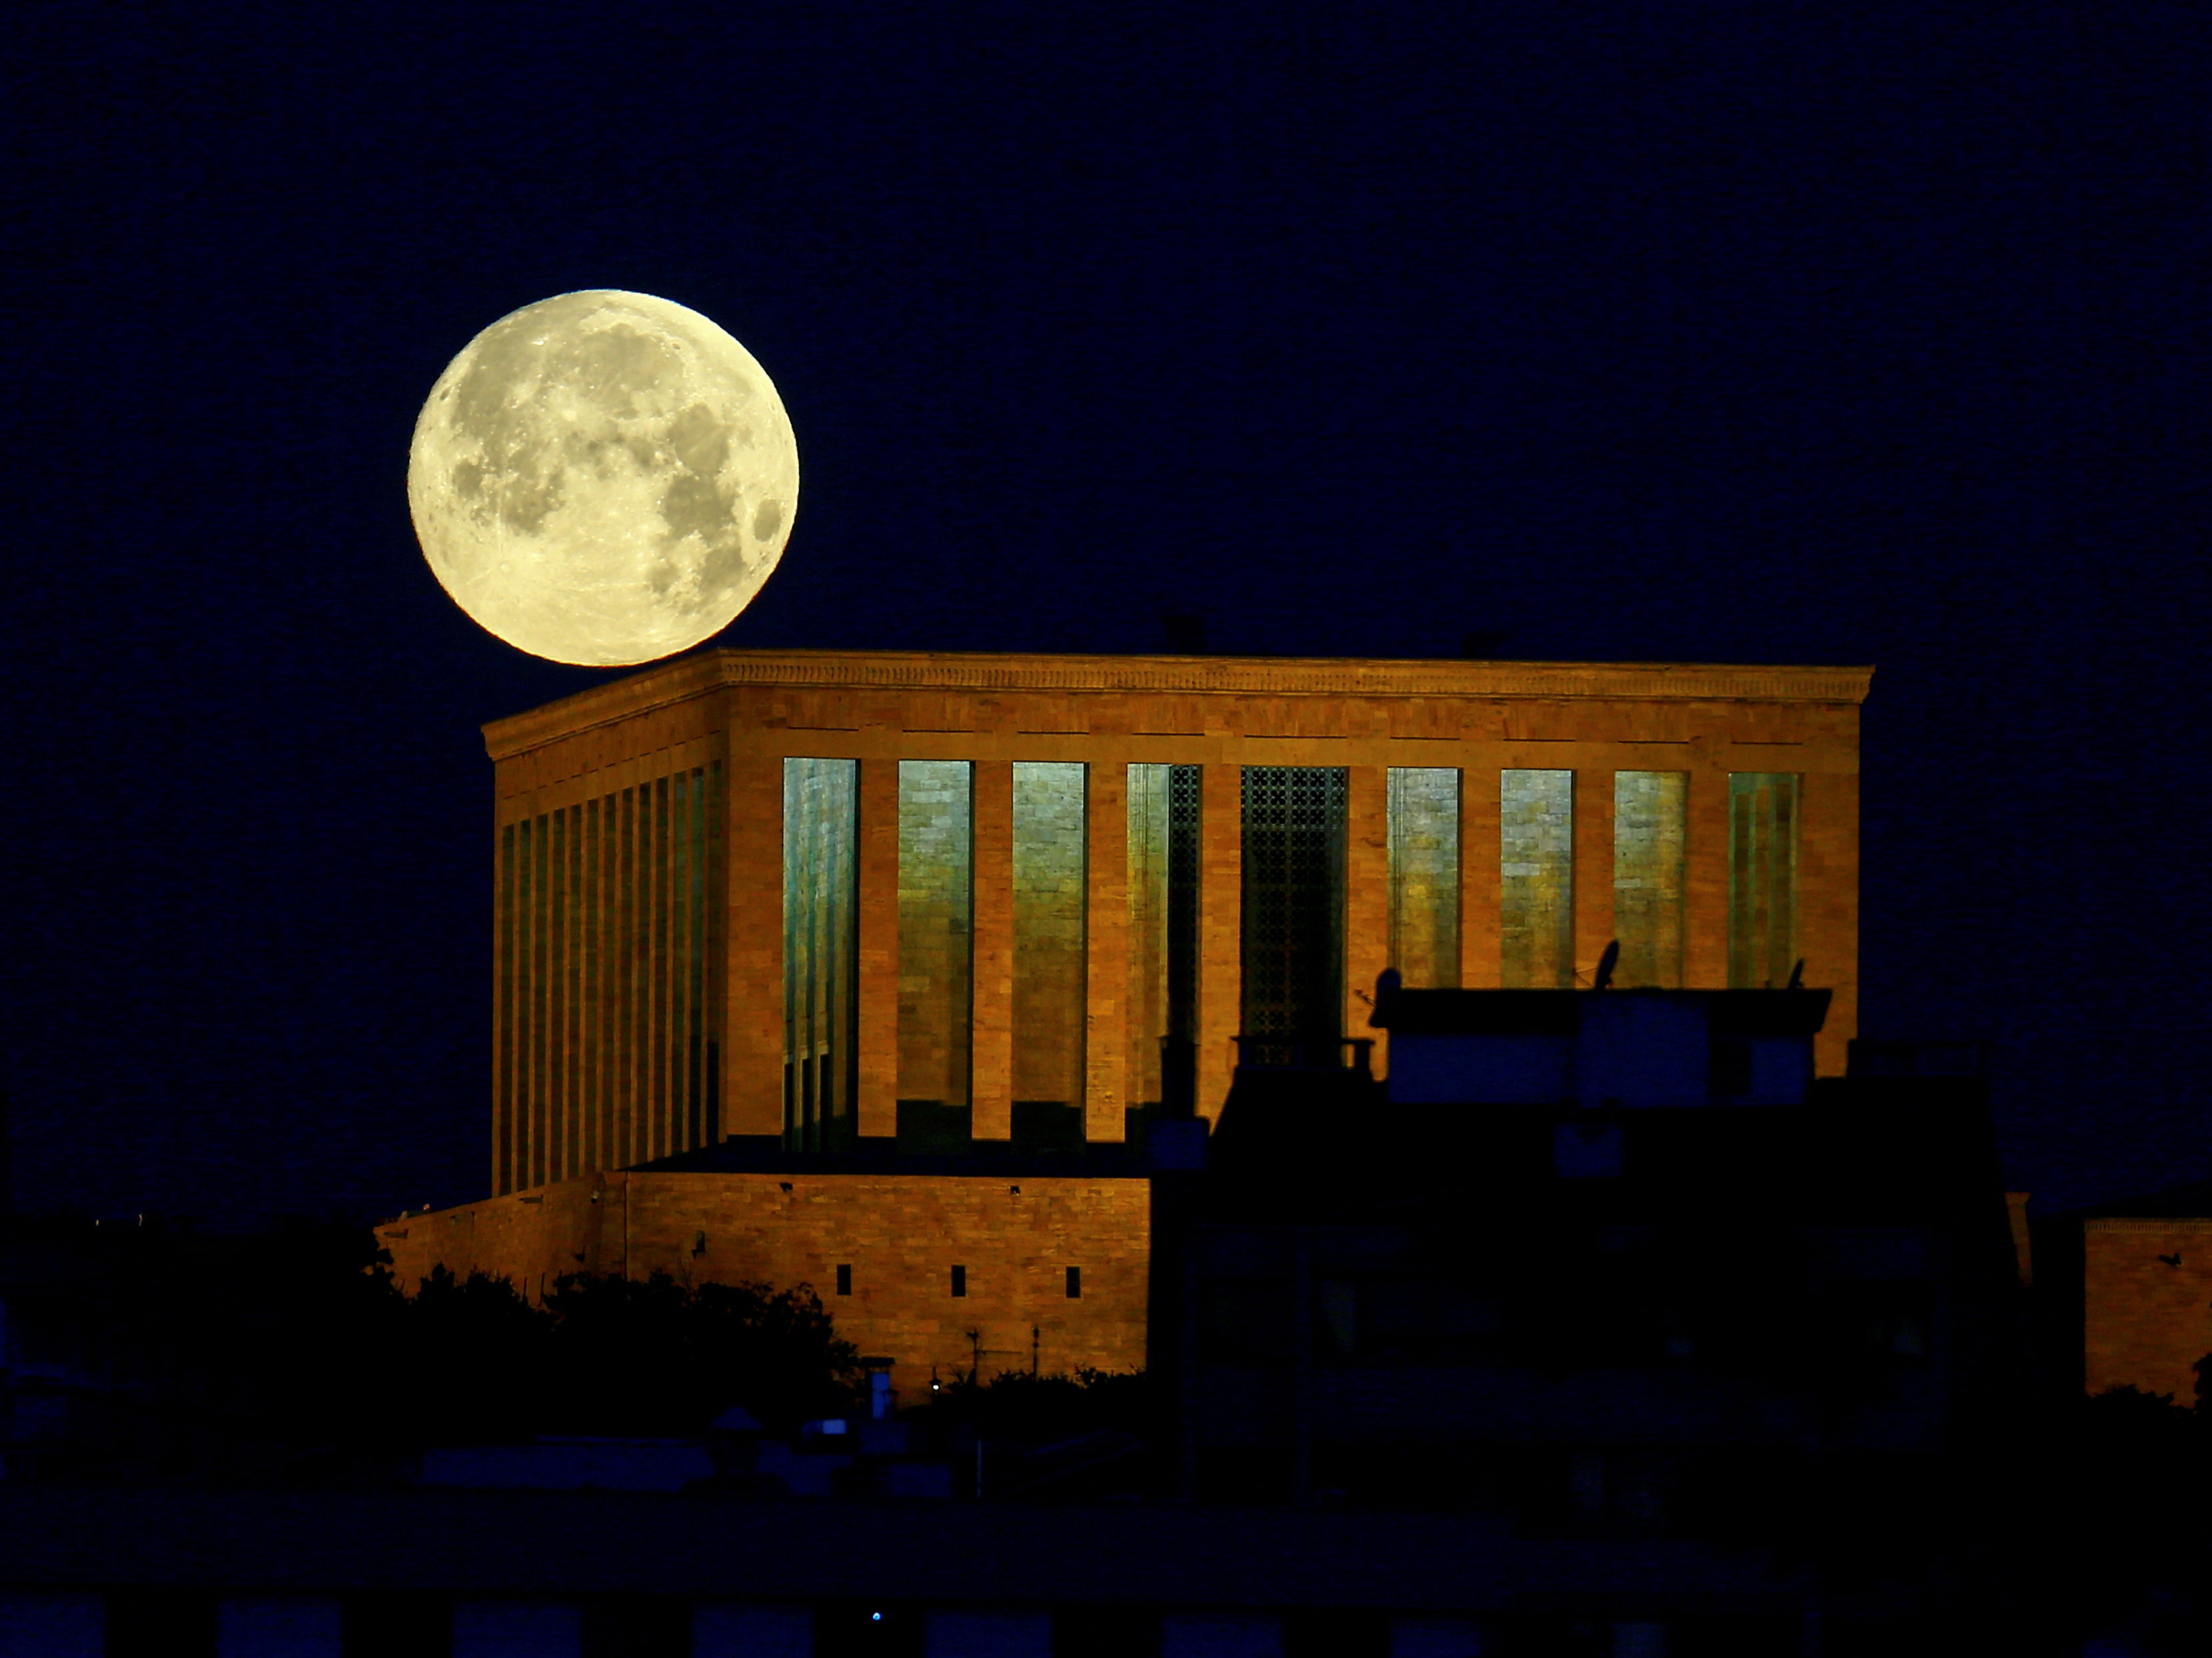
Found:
[1066,1266,1081,1298]
[951,1264,967,1298]
[835,1263,852,1297]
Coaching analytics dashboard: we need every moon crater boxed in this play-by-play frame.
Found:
[409,291,798,666]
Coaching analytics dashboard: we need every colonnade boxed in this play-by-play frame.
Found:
[724,756,1836,1146]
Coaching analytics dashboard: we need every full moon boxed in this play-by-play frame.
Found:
[408,291,798,666]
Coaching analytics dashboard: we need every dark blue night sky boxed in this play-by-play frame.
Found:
[6,3,2207,1224]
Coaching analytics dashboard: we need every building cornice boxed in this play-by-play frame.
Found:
[2084,1217,2212,1231]
[483,649,1875,761]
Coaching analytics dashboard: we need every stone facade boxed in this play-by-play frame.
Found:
[494,765,721,1193]
[378,1171,1148,1401]
[2082,1217,2212,1402]
[484,649,1870,1190]
[438,650,1870,1385]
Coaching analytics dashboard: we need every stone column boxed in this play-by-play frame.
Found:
[722,747,785,1138]
[493,815,516,1193]
[1682,745,1731,991]
[1800,765,1859,1075]
[1086,761,1129,1140]
[856,757,901,1141]
[970,761,1015,1141]
[1460,762,1502,989]
[1574,765,1616,986]
[1343,765,1390,1072]
[1197,762,1242,1124]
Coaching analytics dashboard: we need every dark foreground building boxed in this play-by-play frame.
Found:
[386,649,1871,1401]
[2032,1178,2212,1406]
[1146,983,2028,1649]
[0,984,2032,1657]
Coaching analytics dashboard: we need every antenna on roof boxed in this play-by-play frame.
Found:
[1592,940,1619,992]
[1786,958,1805,991]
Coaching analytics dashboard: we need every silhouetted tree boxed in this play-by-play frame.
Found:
[540,1271,860,1435]
[389,1266,554,1446]
[0,1216,867,1478]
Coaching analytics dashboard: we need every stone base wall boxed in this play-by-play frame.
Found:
[2083,1218,2212,1401]
[377,1171,1150,1407]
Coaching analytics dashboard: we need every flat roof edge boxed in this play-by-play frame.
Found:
[482,650,1875,761]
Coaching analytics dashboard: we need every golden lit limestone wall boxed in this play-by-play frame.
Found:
[378,1173,1150,1401]
[2082,1218,2212,1401]
[490,725,724,1196]
[1083,763,1132,1143]
[1200,761,1241,1117]
[483,651,1870,1184]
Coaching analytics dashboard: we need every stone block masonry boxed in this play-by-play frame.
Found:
[379,1172,1150,1404]
[483,651,1870,1178]
[2083,1218,2212,1402]
[453,652,1869,1400]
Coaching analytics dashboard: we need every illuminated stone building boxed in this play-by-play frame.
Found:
[382,649,1870,1395]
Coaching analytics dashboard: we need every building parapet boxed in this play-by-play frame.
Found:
[484,650,1875,761]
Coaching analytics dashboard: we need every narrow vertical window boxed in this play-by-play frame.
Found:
[785,759,859,1154]
[1241,767,1349,1060]
[560,802,581,1180]
[1066,1266,1082,1299]
[951,1264,968,1298]
[1387,768,1461,987]
[1012,762,1087,1114]
[542,813,561,1184]
[598,790,621,1171]
[648,774,670,1160]
[1166,766,1202,1103]
[497,821,518,1194]
[836,1264,852,1297]
[1614,772,1686,988]
[617,787,639,1169]
[581,797,601,1176]
[1126,764,1172,1109]
[1127,764,1202,1109]
[530,809,550,1187]
[671,774,693,1159]
[683,767,710,1153]
[898,761,974,1113]
[1500,771,1574,988]
[1729,774,1800,987]
[701,761,722,1146]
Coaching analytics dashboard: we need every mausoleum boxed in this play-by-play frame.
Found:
[379,649,1869,1395]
